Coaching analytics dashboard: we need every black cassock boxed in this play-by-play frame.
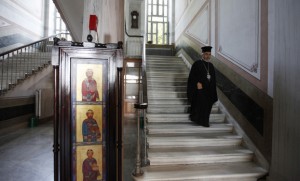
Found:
[187,59,218,127]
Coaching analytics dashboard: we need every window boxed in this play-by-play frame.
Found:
[55,9,71,41]
[147,0,169,44]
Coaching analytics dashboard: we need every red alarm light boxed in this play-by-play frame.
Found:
[89,15,98,31]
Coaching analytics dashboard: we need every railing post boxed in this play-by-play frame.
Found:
[132,103,148,177]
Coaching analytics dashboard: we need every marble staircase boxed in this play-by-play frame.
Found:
[0,52,52,95]
[133,55,267,181]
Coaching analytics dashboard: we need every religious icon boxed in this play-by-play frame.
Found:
[82,68,99,102]
[76,64,103,102]
[82,109,101,142]
[76,146,103,181]
[76,105,102,143]
[82,149,101,181]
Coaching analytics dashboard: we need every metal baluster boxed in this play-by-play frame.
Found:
[16,50,19,83]
[30,43,36,73]
[24,47,28,78]
[132,103,148,177]
[5,54,8,91]
[39,41,42,69]
[34,43,37,73]
[21,46,30,78]
[9,52,14,89]
[143,108,148,166]
[0,56,4,95]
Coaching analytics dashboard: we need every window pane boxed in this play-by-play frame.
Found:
[148,0,152,4]
[126,67,140,78]
[164,6,167,15]
[148,34,151,42]
[158,23,163,44]
[153,5,157,15]
[153,0,157,4]
[125,84,139,96]
[61,22,66,30]
[152,17,163,22]
[164,23,168,33]
[148,5,151,15]
[159,5,163,16]
[153,23,157,33]
[56,19,60,29]
[148,22,151,33]
[153,35,157,44]
[159,0,163,5]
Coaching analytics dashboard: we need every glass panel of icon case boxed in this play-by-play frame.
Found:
[71,58,108,181]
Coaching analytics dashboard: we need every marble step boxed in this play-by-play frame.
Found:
[147,57,182,61]
[147,67,189,71]
[147,103,218,108]
[148,98,188,104]
[147,132,242,148]
[147,62,186,66]
[147,78,188,85]
[148,146,253,165]
[147,78,188,82]
[147,123,233,135]
[147,86,187,92]
[147,81,187,86]
[148,91,187,98]
[147,106,218,114]
[133,162,267,181]
[146,63,186,67]
[147,113,225,123]
[147,72,189,78]
[147,103,218,109]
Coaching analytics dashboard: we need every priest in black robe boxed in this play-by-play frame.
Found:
[187,46,218,127]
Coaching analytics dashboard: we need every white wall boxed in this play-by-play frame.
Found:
[174,0,272,96]
[124,0,145,57]
[82,0,124,43]
[0,0,46,53]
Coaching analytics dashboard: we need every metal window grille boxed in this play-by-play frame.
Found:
[147,0,169,44]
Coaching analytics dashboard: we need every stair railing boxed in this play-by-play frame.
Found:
[132,34,149,177]
[141,35,149,166]
[0,34,65,96]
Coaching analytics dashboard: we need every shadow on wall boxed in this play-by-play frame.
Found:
[104,34,111,43]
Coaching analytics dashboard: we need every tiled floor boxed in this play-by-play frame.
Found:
[123,116,138,181]
[0,121,54,181]
[0,116,138,181]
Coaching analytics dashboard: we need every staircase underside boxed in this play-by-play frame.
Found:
[133,55,267,181]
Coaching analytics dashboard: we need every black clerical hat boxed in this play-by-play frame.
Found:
[201,46,212,52]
